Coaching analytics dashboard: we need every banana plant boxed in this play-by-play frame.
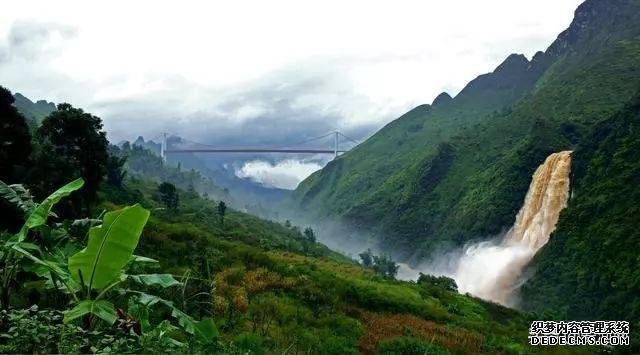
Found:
[1,178,217,341]
[1,179,84,308]
[64,203,151,323]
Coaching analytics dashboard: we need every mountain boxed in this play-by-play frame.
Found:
[291,0,640,258]
[12,92,56,125]
[290,0,640,333]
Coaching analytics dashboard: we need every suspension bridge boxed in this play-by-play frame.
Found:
[159,131,359,162]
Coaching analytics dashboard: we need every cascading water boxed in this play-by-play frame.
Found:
[452,151,573,306]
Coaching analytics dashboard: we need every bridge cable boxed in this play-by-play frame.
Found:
[337,132,361,145]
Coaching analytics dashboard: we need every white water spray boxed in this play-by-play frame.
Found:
[454,151,572,305]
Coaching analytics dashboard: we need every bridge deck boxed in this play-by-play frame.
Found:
[165,148,347,154]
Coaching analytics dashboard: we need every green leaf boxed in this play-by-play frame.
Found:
[128,254,159,270]
[71,218,103,228]
[128,298,151,332]
[15,178,84,242]
[193,318,219,342]
[135,292,163,307]
[68,204,150,290]
[11,244,69,279]
[128,274,181,288]
[0,181,35,215]
[130,255,158,263]
[64,300,117,324]
[127,290,201,335]
[171,307,196,334]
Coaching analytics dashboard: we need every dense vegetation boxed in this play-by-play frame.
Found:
[1,86,578,353]
[290,0,640,349]
[2,0,638,352]
[521,95,640,347]
[109,142,230,202]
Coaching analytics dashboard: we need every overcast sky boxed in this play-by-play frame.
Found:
[0,0,582,188]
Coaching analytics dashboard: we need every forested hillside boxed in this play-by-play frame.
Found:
[291,0,640,259]
[290,0,640,346]
[109,142,231,203]
[1,86,571,353]
[2,0,639,352]
[521,95,640,337]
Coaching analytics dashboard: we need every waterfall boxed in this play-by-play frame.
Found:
[453,151,572,306]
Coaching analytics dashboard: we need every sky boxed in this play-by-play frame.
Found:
[0,0,583,189]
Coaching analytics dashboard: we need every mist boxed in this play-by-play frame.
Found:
[235,159,324,190]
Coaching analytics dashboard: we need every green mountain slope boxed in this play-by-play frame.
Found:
[291,0,640,259]
[1,95,543,352]
[521,95,640,340]
[98,179,543,354]
[12,93,56,126]
[109,142,232,202]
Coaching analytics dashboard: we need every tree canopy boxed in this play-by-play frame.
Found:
[33,103,108,212]
[0,86,32,183]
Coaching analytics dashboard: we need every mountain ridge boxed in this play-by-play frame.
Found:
[12,92,56,125]
[290,0,640,258]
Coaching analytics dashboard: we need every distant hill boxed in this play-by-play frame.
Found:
[12,92,56,125]
[110,141,231,203]
[124,135,290,217]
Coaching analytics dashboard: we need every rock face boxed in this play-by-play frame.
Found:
[431,92,452,107]
[546,0,638,57]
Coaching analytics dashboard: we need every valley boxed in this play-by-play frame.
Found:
[1,0,639,353]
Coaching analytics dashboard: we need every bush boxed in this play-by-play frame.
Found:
[417,273,458,292]
[377,337,450,355]
[0,306,142,354]
[232,332,265,355]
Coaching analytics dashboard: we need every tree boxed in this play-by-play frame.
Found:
[359,249,373,268]
[303,227,316,243]
[417,273,458,292]
[158,182,179,210]
[217,201,227,226]
[372,254,399,279]
[0,86,32,183]
[32,103,108,211]
[359,250,399,279]
[106,154,127,188]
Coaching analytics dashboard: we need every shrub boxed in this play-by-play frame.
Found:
[377,337,451,355]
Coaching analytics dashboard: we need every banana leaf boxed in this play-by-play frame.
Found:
[127,290,217,338]
[0,181,35,215]
[14,178,84,243]
[68,204,150,290]
[128,273,181,288]
[64,299,117,324]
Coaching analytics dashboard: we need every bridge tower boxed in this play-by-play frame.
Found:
[334,131,339,158]
[160,133,167,164]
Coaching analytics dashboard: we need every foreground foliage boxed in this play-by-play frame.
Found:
[0,179,218,351]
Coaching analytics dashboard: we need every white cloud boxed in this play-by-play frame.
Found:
[235,159,323,190]
[0,0,582,145]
